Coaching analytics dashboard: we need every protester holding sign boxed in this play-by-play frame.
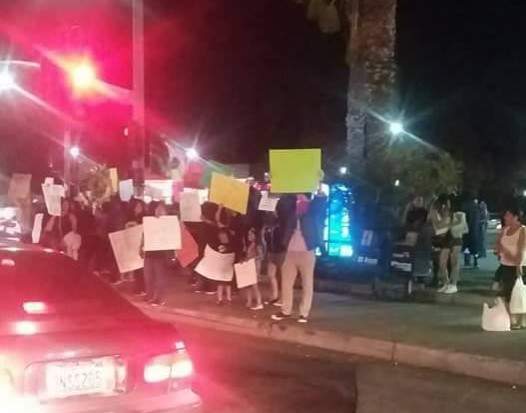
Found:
[195,229,237,304]
[271,193,327,324]
[242,227,264,310]
[263,212,284,306]
[125,200,146,295]
[142,201,177,307]
[42,199,79,255]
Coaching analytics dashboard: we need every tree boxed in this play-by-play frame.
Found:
[365,141,462,200]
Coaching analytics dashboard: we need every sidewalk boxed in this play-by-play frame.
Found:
[314,253,500,307]
[127,262,526,387]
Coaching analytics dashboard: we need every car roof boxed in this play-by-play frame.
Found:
[0,241,59,255]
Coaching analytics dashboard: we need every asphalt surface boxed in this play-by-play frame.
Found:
[176,322,358,413]
[170,321,526,413]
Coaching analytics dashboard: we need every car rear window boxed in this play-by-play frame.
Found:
[0,250,130,316]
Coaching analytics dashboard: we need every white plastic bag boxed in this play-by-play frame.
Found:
[307,0,325,21]
[482,298,511,332]
[318,0,341,34]
[510,277,526,314]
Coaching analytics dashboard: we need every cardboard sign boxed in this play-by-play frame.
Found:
[109,168,119,194]
[235,258,258,289]
[8,174,31,202]
[258,191,279,212]
[184,188,208,204]
[180,191,202,222]
[143,215,181,251]
[119,179,134,202]
[42,184,64,217]
[109,225,144,273]
[145,180,173,204]
[32,213,44,244]
[209,173,249,214]
[269,149,321,193]
[178,225,199,268]
[195,245,235,282]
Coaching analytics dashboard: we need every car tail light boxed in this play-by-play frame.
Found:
[14,321,37,336]
[144,351,194,384]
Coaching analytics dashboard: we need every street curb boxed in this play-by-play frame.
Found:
[139,303,526,386]
[314,278,490,308]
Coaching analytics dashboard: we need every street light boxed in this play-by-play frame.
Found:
[68,60,97,93]
[0,70,15,91]
[186,148,199,160]
[69,146,80,159]
[394,179,401,187]
[339,166,348,175]
[389,121,404,136]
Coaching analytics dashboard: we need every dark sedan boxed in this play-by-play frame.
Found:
[0,242,201,413]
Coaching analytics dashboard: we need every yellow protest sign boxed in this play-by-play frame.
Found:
[269,149,321,193]
[209,173,249,214]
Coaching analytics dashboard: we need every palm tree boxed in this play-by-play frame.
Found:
[344,0,397,180]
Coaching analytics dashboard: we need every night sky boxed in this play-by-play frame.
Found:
[1,0,526,203]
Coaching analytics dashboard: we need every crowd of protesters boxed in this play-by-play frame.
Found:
[27,183,327,324]
[401,193,489,294]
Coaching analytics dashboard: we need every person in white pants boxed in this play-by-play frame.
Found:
[271,193,326,324]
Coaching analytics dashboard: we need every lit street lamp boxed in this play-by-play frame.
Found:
[0,70,15,91]
[339,166,348,175]
[68,60,97,93]
[69,146,80,159]
[389,121,404,136]
[186,147,199,160]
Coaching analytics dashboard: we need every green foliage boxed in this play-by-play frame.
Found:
[84,166,112,203]
[365,140,462,199]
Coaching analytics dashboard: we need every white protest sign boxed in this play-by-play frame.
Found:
[42,184,64,217]
[143,215,181,251]
[119,179,134,202]
[8,174,31,202]
[180,191,202,222]
[195,245,235,282]
[184,188,208,204]
[235,258,258,289]
[145,180,173,204]
[32,213,44,244]
[109,225,144,273]
[258,191,280,212]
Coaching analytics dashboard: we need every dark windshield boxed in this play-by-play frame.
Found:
[0,249,133,317]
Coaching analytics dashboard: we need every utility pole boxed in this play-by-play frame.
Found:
[132,0,146,188]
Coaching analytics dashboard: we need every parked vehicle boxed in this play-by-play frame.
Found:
[0,242,201,413]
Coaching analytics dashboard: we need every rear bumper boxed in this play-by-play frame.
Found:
[26,388,202,413]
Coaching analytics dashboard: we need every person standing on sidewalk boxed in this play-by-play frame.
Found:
[125,199,146,295]
[494,205,526,329]
[243,226,264,310]
[263,212,284,306]
[439,196,469,294]
[271,192,327,324]
[142,201,175,307]
[463,196,482,268]
[478,200,489,258]
[430,195,451,290]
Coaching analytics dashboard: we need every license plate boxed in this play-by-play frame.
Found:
[45,357,116,399]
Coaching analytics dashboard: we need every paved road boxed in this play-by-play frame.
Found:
[171,321,526,413]
[180,323,358,413]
